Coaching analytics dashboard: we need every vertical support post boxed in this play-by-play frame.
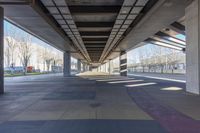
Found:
[85,64,88,71]
[186,0,200,94]
[120,51,127,76]
[63,51,71,77]
[108,60,111,74]
[84,64,86,71]
[0,7,4,94]
[82,63,85,72]
[89,65,92,71]
[77,59,81,73]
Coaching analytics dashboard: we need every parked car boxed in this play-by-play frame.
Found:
[27,66,35,73]
[4,66,25,74]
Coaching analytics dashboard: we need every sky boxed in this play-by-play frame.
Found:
[4,20,63,70]
[4,20,62,53]
[127,33,186,65]
[4,20,186,69]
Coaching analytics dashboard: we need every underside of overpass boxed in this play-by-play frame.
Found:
[1,0,200,132]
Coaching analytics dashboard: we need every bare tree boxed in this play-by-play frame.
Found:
[35,46,42,70]
[36,46,48,71]
[128,58,137,72]
[46,58,53,72]
[18,35,32,74]
[138,49,146,72]
[166,49,181,73]
[39,48,54,72]
[52,52,63,66]
[153,46,166,73]
[4,28,18,67]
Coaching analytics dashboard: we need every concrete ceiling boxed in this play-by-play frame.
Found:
[0,0,85,60]
[65,0,123,62]
[0,0,191,66]
[1,0,156,64]
[105,0,192,62]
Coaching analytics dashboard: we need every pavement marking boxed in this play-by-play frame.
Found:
[128,74,186,83]
[108,80,143,84]
[97,78,135,82]
[126,82,157,87]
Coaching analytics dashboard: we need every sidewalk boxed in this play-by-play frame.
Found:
[128,72,186,83]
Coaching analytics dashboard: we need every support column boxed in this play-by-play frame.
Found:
[84,63,87,72]
[120,51,127,76]
[82,63,84,72]
[186,0,200,94]
[89,65,92,71]
[85,64,88,71]
[0,7,4,94]
[108,60,111,74]
[82,63,85,72]
[63,51,71,77]
[77,59,81,73]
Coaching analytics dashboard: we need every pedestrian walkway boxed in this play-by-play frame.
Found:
[0,72,200,133]
[128,72,186,82]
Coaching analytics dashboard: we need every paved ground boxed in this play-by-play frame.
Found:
[129,72,186,82]
[0,72,200,133]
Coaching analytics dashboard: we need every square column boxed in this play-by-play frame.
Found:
[89,65,92,71]
[120,51,127,76]
[186,0,200,94]
[0,7,3,94]
[77,59,81,73]
[82,63,86,72]
[108,60,111,74]
[63,51,71,77]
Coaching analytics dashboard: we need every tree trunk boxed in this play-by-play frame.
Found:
[23,67,27,75]
[161,66,164,74]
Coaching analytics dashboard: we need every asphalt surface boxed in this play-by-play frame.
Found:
[0,72,199,133]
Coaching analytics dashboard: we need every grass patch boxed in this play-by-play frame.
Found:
[4,72,47,77]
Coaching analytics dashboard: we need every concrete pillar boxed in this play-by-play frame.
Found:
[82,63,84,72]
[77,59,81,73]
[82,63,85,72]
[186,0,200,94]
[63,51,71,77]
[89,65,92,71]
[108,60,111,74]
[84,63,87,72]
[85,64,88,71]
[0,7,3,94]
[120,51,127,76]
